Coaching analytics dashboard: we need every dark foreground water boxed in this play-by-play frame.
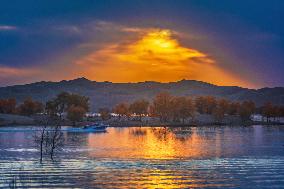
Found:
[0,126,284,188]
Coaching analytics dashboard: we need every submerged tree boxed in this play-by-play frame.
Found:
[48,125,64,160]
[34,117,64,162]
[34,92,90,162]
[34,125,47,163]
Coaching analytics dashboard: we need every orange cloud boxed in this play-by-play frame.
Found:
[75,28,251,87]
[0,66,40,86]
[0,66,36,77]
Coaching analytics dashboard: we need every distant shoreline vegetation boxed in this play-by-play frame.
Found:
[0,92,284,126]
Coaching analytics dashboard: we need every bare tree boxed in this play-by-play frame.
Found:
[48,125,64,161]
[34,117,64,162]
[34,118,49,163]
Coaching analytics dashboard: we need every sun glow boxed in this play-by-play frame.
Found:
[75,28,250,87]
[117,29,212,64]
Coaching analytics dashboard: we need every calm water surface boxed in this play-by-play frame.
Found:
[0,126,284,188]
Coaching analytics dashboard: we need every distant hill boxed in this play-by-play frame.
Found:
[0,78,283,111]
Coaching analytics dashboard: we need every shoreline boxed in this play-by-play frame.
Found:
[1,121,284,127]
[1,113,284,127]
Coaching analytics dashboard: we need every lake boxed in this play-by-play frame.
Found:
[0,126,284,188]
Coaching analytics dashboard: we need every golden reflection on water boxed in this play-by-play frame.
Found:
[87,127,238,188]
[87,127,220,159]
[1,126,282,188]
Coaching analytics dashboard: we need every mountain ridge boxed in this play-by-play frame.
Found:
[0,78,283,111]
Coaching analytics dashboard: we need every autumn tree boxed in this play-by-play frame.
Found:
[129,99,149,121]
[186,97,196,121]
[171,96,195,124]
[261,102,274,122]
[148,104,157,117]
[46,92,89,122]
[50,92,70,116]
[0,98,16,114]
[99,108,111,121]
[205,96,217,114]
[195,96,217,114]
[67,93,89,112]
[228,102,241,115]
[67,105,87,125]
[261,103,282,122]
[171,96,184,122]
[212,98,230,123]
[113,102,129,120]
[151,92,173,122]
[218,99,230,114]
[280,106,284,118]
[239,100,255,122]
[195,96,206,114]
[17,98,44,116]
[213,106,225,123]
[45,100,59,117]
[273,106,282,122]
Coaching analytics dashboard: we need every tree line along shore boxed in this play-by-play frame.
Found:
[0,92,284,126]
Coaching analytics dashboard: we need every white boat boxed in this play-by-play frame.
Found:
[66,123,108,133]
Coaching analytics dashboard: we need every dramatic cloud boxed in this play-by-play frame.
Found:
[75,26,249,87]
[0,21,254,88]
[1,1,284,88]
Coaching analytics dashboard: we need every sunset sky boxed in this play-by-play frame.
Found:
[0,0,283,88]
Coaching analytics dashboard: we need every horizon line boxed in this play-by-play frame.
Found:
[1,77,284,90]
